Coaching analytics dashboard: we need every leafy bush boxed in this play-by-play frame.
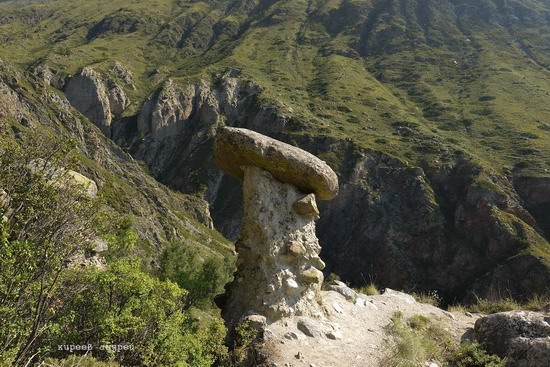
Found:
[0,138,229,366]
[44,259,228,366]
[449,341,507,367]
[159,242,233,308]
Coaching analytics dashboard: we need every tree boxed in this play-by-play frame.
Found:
[158,243,232,308]
[0,136,97,366]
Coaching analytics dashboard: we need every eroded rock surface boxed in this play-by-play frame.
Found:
[215,128,337,329]
[65,67,129,138]
[475,311,550,367]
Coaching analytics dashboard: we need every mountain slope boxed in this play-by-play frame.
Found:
[1,0,550,304]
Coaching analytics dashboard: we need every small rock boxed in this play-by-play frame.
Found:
[264,328,277,341]
[382,288,416,304]
[332,302,345,314]
[326,329,342,340]
[284,331,306,341]
[328,282,357,302]
[465,312,474,318]
[287,241,307,256]
[293,194,320,219]
[297,318,324,338]
[301,267,324,284]
[295,352,304,360]
[240,314,267,332]
[286,278,299,289]
[443,311,456,320]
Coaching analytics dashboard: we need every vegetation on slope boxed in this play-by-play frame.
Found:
[1,0,549,176]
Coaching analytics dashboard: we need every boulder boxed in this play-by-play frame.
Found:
[475,311,550,367]
[327,280,358,302]
[214,127,339,200]
[293,194,320,219]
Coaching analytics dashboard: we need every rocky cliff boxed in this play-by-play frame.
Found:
[0,60,230,262]
[65,67,129,138]
[112,75,550,305]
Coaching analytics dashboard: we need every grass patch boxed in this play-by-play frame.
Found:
[411,290,442,307]
[381,312,506,367]
[357,283,380,296]
[464,294,550,314]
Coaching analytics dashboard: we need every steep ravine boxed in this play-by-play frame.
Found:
[72,73,550,304]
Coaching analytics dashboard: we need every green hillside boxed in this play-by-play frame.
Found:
[1,0,549,175]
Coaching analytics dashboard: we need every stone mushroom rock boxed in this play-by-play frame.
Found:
[214,127,339,330]
[214,127,339,200]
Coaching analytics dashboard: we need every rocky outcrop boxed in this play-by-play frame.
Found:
[475,311,550,367]
[317,150,550,302]
[0,61,228,266]
[65,67,129,138]
[515,177,550,240]
[214,127,338,329]
[115,76,550,305]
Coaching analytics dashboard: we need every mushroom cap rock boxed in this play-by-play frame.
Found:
[214,127,339,200]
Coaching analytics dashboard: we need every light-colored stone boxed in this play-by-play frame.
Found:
[293,194,320,219]
[284,331,306,341]
[328,281,358,302]
[383,288,417,304]
[219,166,326,326]
[301,267,324,284]
[297,318,324,338]
[241,314,268,332]
[286,241,307,256]
[214,127,339,200]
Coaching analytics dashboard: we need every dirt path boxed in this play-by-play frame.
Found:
[262,288,480,367]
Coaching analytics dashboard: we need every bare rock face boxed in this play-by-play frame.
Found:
[65,67,129,138]
[214,127,339,200]
[215,128,338,329]
[107,82,130,116]
[475,311,550,367]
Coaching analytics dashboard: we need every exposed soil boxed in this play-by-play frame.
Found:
[261,289,480,367]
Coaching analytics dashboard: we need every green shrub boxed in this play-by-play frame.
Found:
[0,138,98,365]
[450,341,507,367]
[159,242,233,308]
[45,259,228,366]
[44,355,121,367]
